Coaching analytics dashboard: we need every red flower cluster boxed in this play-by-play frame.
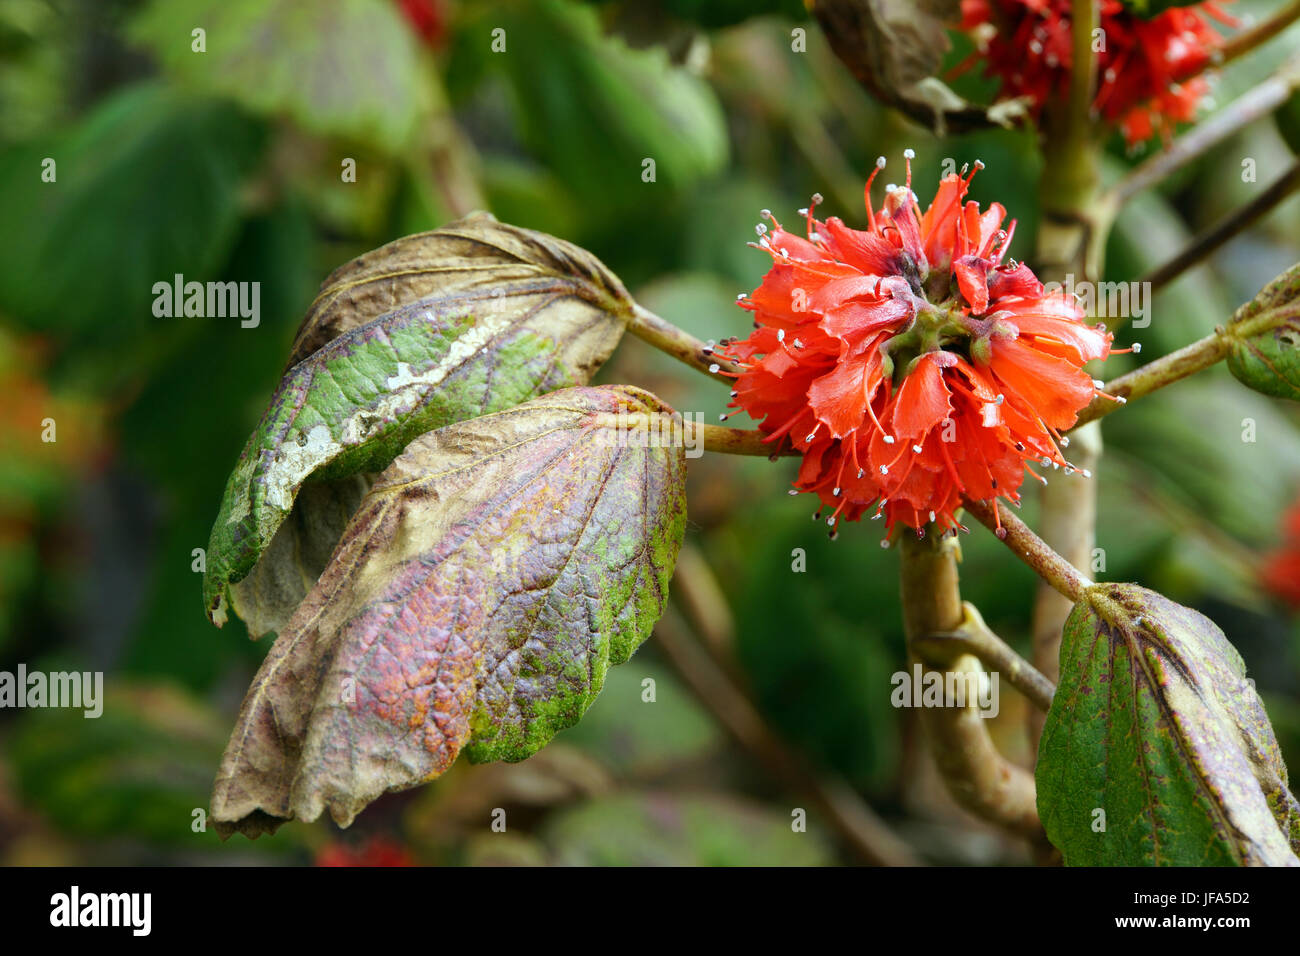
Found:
[718,155,1116,540]
[960,0,1233,144]
[1263,500,1300,609]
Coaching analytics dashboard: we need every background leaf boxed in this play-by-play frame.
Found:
[461,0,728,219]
[0,83,263,344]
[129,0,435,153]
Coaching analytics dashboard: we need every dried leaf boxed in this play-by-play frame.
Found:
[211,385,688,836]
[203,215,633,626]
[1037,582,1300,866]
[228,474,374,639]
[808,0,1028,135]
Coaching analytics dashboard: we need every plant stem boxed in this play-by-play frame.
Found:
[1142,159,1300,293]
[962,499,1094,603]
[909,602,1056,713]
[654,605,923,866]
[1029,422,1099,721]
[627,303,744,381]
[1107,59,1300,208]
[897,531,1041,837]
[1215,0,1300,67]
[691,422,794,458]
[1026,0,1103,756]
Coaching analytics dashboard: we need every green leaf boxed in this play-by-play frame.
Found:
[211,385,688,836]
[203,215,633,627]
[482,0,727,208]
[0,83,263,341]
[129,0,434,153]
[1038,582,1300,866]
[1225,262,1300,401]
[1276,86,1300,157]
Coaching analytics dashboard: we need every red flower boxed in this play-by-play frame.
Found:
[1262,500,1300,610]
[718,154,1116,540]
[960,0,1233,144]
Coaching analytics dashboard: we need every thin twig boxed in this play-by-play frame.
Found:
[1214,0,1300,67]
[626,303,744,380]
[654,607,923,867]
[1073,298,1299,427]
[670,543,747,687]
[1142,159,1300,293]
[1107,59,1300,207]
[1074,333,1227,426]
[961,499,1094,603]
[909,602,1056,713]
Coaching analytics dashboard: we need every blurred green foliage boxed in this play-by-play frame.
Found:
[0,0,1298,866]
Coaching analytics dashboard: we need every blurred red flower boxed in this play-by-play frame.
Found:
[960,0,1234,144]
[1263,500,1300,609]
[315,836,415,867]
[719,155,1115,540]
[395,0,448,48]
